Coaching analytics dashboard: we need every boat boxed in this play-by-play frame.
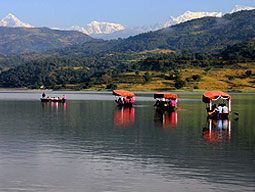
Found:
[154,92,178,111]
[112,90,135,106]
[40,96,66,103]
[202,91,231,119]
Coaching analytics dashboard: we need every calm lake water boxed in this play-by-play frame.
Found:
[0,90,254,192]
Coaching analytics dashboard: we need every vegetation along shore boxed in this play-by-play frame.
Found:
[1,10,255,91]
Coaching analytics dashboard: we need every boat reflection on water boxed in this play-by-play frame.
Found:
[113,106,135,127]
[203,118,231,146]
[41,101,66,113]
[154,109,178,128]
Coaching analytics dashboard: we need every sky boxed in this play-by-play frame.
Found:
[1,0,255,28]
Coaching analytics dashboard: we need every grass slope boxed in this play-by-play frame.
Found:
[91,64,255,91]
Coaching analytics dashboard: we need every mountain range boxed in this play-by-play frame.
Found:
[2,9,255,58]
[1,5,254,40]
[1,9,255,88]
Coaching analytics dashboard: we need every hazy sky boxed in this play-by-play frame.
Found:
[1,0,255,28]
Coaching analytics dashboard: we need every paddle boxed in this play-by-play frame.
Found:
[177,107,182,111]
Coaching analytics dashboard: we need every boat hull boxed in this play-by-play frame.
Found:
[156,106,176,111]
[117,102,134,107]
[41,98,66,103]
[207,113,229,119]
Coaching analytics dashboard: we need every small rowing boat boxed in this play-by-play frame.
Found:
[154,92,178,111]
[202,91,231,119]
[112,90,135,106]
[40,95,66,103]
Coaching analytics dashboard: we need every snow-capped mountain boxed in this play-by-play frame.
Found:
[1,4,255,39]
[230,5,255,13]
[169,11,222,24]
[92,11,222,40]
[0,13,33,28]
[70,21,125,36]
[95,5,255,39]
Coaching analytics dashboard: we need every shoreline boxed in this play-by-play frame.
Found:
[1,88,255,94]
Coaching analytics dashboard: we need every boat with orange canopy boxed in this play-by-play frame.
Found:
[112,89,135,106]
[202,91,231,119]
[154,92,178,111]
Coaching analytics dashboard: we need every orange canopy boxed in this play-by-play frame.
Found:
[112,90,135,97]
[154,92,178,99]
[202,91,231,103]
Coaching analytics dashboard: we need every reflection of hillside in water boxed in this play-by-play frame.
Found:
[113,106,134,127]
[154,109,177,128]
[203,118,231,147]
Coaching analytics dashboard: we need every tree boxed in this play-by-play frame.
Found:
[174,79,186,89]
[245,70,252,77]
[143,72,151,83]
[192,75,201,81]
[106,83,117,90]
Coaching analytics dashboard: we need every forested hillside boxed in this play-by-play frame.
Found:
[1,37,255,89]
[1,10,255,90]
[0,27,94,55]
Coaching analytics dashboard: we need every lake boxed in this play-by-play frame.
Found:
[0,90,254,192]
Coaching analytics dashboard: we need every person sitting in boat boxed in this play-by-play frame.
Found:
[58,97,61,101]
[124,97,130,104]
[116,97,123,105]
[222,103,228,113]
[42,92,46,98]
[62,95,66,100]
[207,104,217,116]
[161,98,168,107]
[170,99,177,109]
[130,97,134,104]
[215,104,225,119]
[154,99,160,107]
[216,104,223,114]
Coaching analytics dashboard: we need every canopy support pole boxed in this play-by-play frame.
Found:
[209,119,212,137]
[229,99,231,112]
[209,102,212,111]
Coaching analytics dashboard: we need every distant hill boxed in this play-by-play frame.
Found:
[112,9,255,53]
[2,9,255,57]
[0,27,94,55]
[44,9,255,56]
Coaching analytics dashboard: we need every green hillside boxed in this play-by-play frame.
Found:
[220,38,255,60]
[1,10,255,90]
[1,38,255,90]
[0,27,94,55]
